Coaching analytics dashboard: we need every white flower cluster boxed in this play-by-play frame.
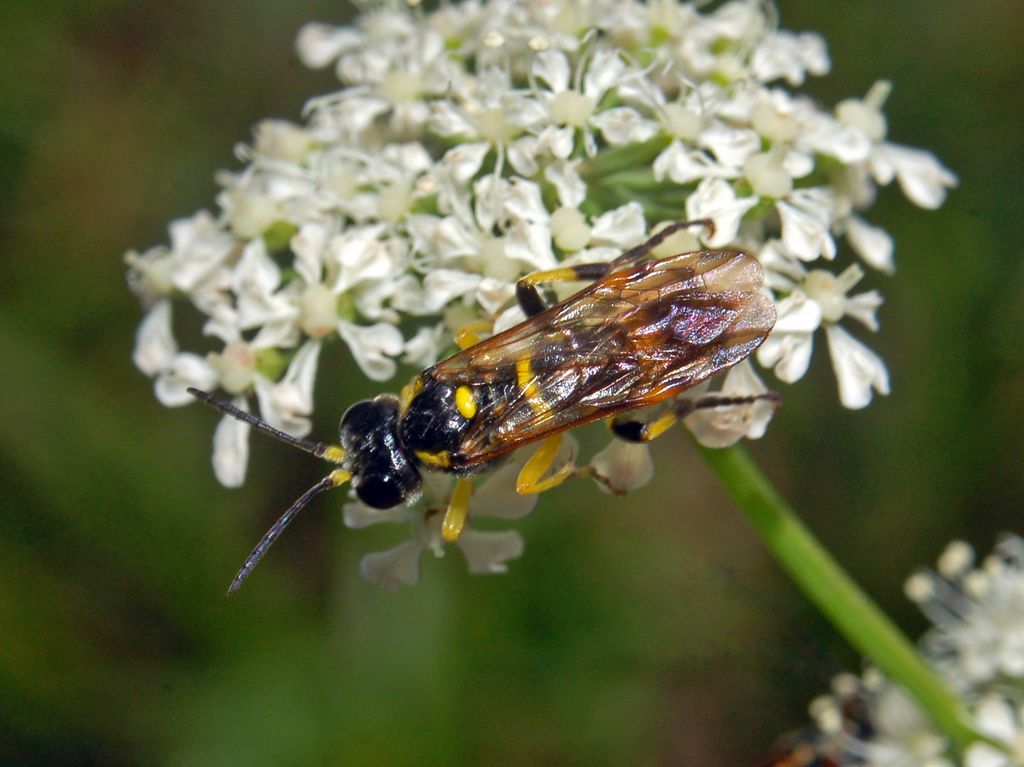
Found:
[769,536,1024,767]
[127,0,955,586]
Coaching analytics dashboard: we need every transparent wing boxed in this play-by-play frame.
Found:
[429,249,775,464]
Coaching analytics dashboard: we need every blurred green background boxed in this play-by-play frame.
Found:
[1,1,1021,764]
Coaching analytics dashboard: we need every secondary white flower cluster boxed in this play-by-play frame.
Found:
[768,536,1024,767]
[127,0,955,586]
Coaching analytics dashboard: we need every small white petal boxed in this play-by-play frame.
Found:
[783,150,815,179]
[871,143,958,209]
[534,125,575,160]
[476,277,516,317]
[359,540,424,589]
[492,304,526,334]
[337,321,404,381]
[582,49,625,99]
[290,221,328,286]
[965,743,1010,767]
[589,440,654,493]
[233,240,294,330]
[133,300,177,376]
[698,124,761,168]
[332,225,397,294]
[253,340,320,436]
[342,501,415,530]
[401,324,446,368]
[212,399,251,488]
[532,50,571,93]
[757,332,814,384]
[845,290,884,332]
[504,178,549,224]
[155,353,218,406]
[295,23,362,69]
[777,191,837,262]
[654,142,735,185]
[430,101,477,137]
[590,107,659,146]
[473,454,539,520]
[506,135,540,177]
[456,530,524,574]
[824,324,891,409]
[590,202,645,249]
[544,160,587,209]
[751,31,830,86]
[685,361,776,446]
[807,119,873,164]
[974,694,1018,742]
[686,178,758,246]
[421,269,484,312]
[504,221,557,271]
[407,214,477,262]
[846,215,895,273]
[774,291,825,334]
[442,142,491,184]
[168,210,236,293]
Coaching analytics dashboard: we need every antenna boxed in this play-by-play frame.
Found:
[187,388,350,594]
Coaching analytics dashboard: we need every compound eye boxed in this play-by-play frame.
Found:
[357,473,407,509]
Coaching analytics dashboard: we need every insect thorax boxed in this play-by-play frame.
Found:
[398,376,476,472]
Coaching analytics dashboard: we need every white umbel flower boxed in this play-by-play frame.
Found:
[906,537,1024,690]
[127,0,956,585]
[769,536,1024,767]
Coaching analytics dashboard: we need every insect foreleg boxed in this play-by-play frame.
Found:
[441,478,475,542]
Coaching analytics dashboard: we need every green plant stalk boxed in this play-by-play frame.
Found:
[580,136,668,179]
[696,442,984,752]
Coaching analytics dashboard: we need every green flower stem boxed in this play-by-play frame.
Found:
[596,169,661,190]
[580,136,669,180]
[696,442,985,752]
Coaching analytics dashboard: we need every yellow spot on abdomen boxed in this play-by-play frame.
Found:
[516,357,549,414]
[455,385,477,419]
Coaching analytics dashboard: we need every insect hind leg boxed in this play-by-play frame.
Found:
[674,391,781,419]
[611,218,716,268]
[609,411,680,443]
[514,220,715,318]
[610,391,780,443]
[516,263,611,317]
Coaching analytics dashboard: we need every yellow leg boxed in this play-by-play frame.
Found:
[516,434,574,495]
[609,410,678,442]
[643,411,678,441]
[454,320,493,350]
[442,478,474,542]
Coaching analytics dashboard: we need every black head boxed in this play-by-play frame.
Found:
[338,394,421,509]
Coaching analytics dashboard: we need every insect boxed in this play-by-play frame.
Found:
[190,219,778,593]
[759,685,873,767]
